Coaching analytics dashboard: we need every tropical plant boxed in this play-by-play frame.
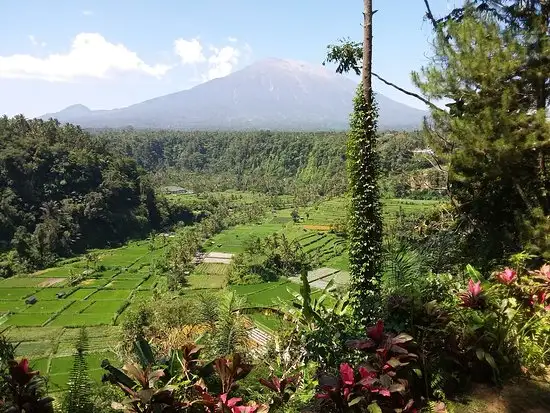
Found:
[62,328,94,413]
[1,358,54,413]
[101,339,179,413]
[282,268,357,369]
[315,320,418,413]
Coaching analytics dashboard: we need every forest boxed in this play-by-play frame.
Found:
[100,128,439,199]
[1,1,550,413]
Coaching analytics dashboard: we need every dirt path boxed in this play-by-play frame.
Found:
[449,381,550,413]
[194,252,234,265]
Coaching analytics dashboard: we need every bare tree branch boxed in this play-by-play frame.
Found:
[371,72,445,112]
[423,0,439,30]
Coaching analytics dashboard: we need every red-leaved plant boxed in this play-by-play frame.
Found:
[315,320,418,412]
[2,358,54,413]
[259,375,299,406]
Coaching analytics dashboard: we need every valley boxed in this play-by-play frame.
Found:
[0,193,438,392]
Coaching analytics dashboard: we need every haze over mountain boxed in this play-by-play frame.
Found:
[41,58,427,131]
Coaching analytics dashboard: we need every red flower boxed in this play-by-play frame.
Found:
[218,394,263,413]
[367,320,385,342]
[530,264,550,284]
[496,267,517,285]
[459,279,484,309]
[469,279,482,296]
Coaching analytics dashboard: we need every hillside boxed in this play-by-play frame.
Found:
[41,58,427,131]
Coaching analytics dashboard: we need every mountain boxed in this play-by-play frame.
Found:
[41,58,427,131]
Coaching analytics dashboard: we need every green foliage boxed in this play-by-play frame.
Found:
[347,84,383,321]
[101,338,270,412]
[62,328,94,413]
[203,291,250,358]
[315,320,419,413]
[412,4,550,264]
[0,334,16,408]
[0,116,194,271]
[106,129,349,199]
[386,204,466,274]
[230,234,311,284]
[283,275,357,370]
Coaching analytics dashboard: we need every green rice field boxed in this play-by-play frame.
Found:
[0,194,439,388]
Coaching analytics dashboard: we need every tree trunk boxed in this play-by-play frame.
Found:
[363,0,373,103]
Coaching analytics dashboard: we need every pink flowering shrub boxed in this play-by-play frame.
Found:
[453,261,550,377]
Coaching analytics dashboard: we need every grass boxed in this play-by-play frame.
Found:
[0,277,44,288]
[33,288,75,300]
[186,263,230,289]
[82,300,124,314]
[78,278,110,287]
[0,287,37,300]
[22,300,69,314]
[201,197,438,273]
[0,301,27,313]
[205,221,285,254]
[88,289,132,301]
[104,279,144,289]
[14,341,54,357]
[230,281,302,307]
[249,312,282,332]
[47,313,114,327]
[67,288,96,300]
[63,301,93,314]
[138,276,159,289]
[4,313,52,327]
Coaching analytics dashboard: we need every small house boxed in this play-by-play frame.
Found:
[25,296,37,305]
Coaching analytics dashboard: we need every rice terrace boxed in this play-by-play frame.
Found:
[0,194,437,392]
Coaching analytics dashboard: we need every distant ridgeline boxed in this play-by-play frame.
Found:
[99,128,443,199]
[0,116,193,272]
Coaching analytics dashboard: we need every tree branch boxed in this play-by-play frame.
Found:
[423,0,439,30]
[372,72,445,112]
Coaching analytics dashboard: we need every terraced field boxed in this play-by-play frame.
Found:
[0,240,168,389]
[205,197,439,270]
[0,195,439,388]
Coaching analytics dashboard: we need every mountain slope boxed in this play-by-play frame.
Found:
[42,58,427,131]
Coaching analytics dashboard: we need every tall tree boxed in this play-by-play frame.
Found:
[327,0,383,321]
[413,1,550,263]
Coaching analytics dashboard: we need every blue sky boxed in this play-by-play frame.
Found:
[0,0,458,117]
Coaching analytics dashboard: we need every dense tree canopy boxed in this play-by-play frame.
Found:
[95,128,437,200]
[0,116,190,271]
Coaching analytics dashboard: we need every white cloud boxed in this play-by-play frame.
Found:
[82,10,93,16]
[28,35,46,47]
[173,36,250,81]
[204,45,241,80]
[174,38,206,64]
[0,33,172,81]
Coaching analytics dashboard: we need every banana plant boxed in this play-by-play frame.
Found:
[284,268,352,330]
